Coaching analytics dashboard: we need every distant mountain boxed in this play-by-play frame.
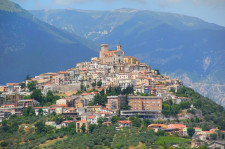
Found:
[0,0,98,84]
[31,8,225,106]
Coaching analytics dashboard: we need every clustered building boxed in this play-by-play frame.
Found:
[1,44,185,127]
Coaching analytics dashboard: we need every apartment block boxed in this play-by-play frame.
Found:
[128,95,162,111]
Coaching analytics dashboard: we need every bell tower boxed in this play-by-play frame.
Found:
[117,44,122,51]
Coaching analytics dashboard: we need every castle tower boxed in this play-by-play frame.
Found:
[117,44,122,51]
[99,44,108,62]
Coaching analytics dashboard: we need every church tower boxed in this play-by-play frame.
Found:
[117,44,122,51]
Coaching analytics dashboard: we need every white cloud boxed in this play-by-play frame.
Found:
[54,0,147,5]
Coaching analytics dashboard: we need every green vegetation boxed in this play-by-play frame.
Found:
[175,86,225,130]
[96,80,102,87]
[162,100,191,117]
[187,127,195,137]
[89,86,133,106]
[30,90,60,106]
[0,113,76,148]
[154,136,191,146]
[27,81,37,91]
[91,82,96,87]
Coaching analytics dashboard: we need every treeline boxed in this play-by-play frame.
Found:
[0,113,75,148]
[40,125,159,149]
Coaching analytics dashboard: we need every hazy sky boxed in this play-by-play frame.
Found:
[11,0,225,27]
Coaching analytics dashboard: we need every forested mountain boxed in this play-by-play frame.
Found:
[31,9,225,106]
[0,0,98,84]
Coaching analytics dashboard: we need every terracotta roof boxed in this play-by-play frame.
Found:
[194,127,201,129]
[104,51,117,54]
[45,83,52,86]
[58,71,69,74]
[1,104,15,107]
[202,131,214,134]
[62,120,74,123]
[99,112,111,115]
[50,104,68,107]
[7,83,19,86]
[33,107,48,109]
[118,120,131,124]
[81,93,92,96]
[88,115,95,119]
[167,124,186,129]
[148,124,168,128]
[77,120,88,123]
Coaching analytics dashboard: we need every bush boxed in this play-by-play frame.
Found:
[1,141,8,147]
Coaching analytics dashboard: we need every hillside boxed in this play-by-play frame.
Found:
[0,0,98,84]
[30,9,225,106]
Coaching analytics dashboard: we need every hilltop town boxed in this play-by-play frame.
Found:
[0,44,225,148]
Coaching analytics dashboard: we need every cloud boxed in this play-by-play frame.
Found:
[54,0,147,5]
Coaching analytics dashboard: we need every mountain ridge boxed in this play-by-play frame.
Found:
[30,8,225,106]
[0,0,98,84]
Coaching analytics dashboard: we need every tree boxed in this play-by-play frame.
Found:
[180,101,191,109]
[97,81,102,87]
[120,95,131,110]
[25,74,31,80]
[89,124,97,133]
[143,119,153,127]
[132,116,141,127]
[30,89,43,104]
[23,107,35,117]
[38,108,43,116]
[19,82,26,89]
[53,115,64,124]
[35,121,47,134]
[187,127,195,137]
[111,116,119,124]
[27,81,37,91]
[155,69,160,75]
[91,82,96,88]
[81,124,86,133]
[162,103,171,117]
[97,117,107,125]
[210,133,217,140]
[2,119,9,132]
[1,142,8,147]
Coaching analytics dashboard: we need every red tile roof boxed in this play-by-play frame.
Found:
[148,124,167,128]
[77,120,88,123]
[118,120,131,124]
[62,120,74,123]
[87,115,95,119]
[58,71,69,74]
[167,124,186,129]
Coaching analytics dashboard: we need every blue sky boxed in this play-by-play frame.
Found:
[12,0,225,27]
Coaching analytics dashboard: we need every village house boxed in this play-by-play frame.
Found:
[118,120,132,128]
[76,120,90,133]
